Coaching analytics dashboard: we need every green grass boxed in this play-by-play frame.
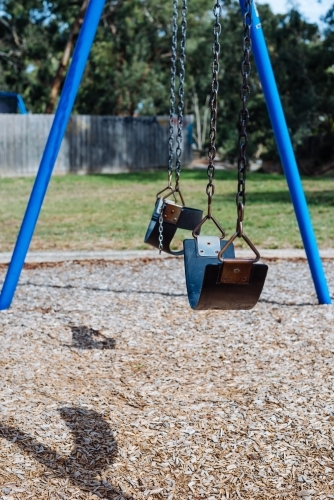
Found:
[0,170,333,252]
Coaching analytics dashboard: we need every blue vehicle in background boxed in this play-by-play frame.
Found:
[0,92,27,114]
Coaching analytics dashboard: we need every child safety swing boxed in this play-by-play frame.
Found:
[144,0,203,255]
[183,0,268,310]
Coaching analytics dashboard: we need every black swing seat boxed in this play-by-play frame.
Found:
[183,237,268,310]
[144,197,203,255]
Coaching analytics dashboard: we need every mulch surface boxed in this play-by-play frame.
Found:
[0,257,334,500]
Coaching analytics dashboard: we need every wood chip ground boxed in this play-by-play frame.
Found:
[0,257,334,500]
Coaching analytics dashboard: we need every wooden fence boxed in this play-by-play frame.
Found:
[0,114,193,176]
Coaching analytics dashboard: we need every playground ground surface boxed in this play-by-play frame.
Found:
[0,254,334,500]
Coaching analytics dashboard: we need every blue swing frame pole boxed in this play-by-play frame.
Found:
[0,0,107,310]
[238,0,332,304]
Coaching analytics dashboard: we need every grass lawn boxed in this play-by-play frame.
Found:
[0,169,333,252]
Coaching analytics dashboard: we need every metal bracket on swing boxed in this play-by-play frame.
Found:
[163,200,183,225]
[197,236,221,257]
[218,227,259,285]
[144,186,203,256]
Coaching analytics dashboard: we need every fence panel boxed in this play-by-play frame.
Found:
[0,114,193,176]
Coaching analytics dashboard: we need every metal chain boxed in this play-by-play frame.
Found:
[206,0,221,218]
[168,0,179,188]
[236,0,253,228]
[158,203,165,254]
[159,0,187,254]
[175,0,187,189]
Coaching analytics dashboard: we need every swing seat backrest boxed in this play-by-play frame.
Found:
[183,238,268,310]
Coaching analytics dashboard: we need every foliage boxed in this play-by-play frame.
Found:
[0,0,88,112]
[0,0,334,169]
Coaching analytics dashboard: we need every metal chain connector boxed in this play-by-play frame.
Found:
[175,0,187,190]
[206,0,221,218]
[236,0,253,232]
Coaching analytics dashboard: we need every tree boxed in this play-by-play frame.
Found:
[45,0,89,113]
[0,0,95,112]
[0,0,333,172]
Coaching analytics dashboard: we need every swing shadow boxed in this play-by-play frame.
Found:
[69,325,116,350]
[259,298,318,307]
[0,406,125,499]
[20,281,187,298]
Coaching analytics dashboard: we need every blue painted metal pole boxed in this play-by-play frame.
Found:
[238,0,332,304]
[0,0,107,310]
[17,94,27,114]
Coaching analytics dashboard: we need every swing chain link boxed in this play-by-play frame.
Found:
[175,0,187,190]
[168,0,179,186]
[158,202,165,254]
[206,0,221,218]
[236,0,253,231]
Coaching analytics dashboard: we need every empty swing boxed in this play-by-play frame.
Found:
[144,0,203,255]
[183,0,268,310]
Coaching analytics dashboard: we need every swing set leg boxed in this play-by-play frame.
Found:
[239,0,332,305]
[0,0,107,311]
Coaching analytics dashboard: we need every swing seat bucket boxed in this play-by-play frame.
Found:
[183,238,268,310]
[144,198,203,256]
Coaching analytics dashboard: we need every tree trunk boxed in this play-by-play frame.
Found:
[45,0,90,114]
[192,91,202,151]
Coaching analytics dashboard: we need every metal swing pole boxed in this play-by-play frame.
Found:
[238,0,332,305]
[0,0,107,310]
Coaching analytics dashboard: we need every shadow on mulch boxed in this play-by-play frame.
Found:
[70,325,116,350]
[0,406,128,499]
